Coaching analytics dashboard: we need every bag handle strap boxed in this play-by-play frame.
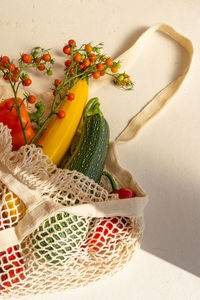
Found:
[91,24,193,191]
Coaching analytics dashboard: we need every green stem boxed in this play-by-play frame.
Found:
[29,111,54,144]
[8,76,29,145]
[102,171,118,191]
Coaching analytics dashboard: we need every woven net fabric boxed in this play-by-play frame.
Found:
[0,123,144,297]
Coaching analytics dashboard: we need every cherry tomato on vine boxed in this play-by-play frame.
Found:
[68,39,76,47]
[63,45,71,55]
[67,92,75,100]
[111,66,118,73]
[93,71,100,79]
[85,44,93,53]
[89,53,97,61]
[106,58,113,67]
[1,56,9,63]
[8,63,15,72]
[84,58,90,67]
[1,56,9,68]
[96,63,104,71]
[57,110,65,119]
[28,95,36,104]
[21,54,32,64]
[79,64,84,70]
[34,57,41,64]
[3,74,8,81]
[42,53,51,62]
[47,69,53,76]
[23,78,32,86]
[37,64,45,71]
[65,60,71,67]
[73,53,82,62]
[54,79,63,86]
[124,74,130,83]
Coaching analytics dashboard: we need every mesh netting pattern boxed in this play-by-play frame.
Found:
[0,123,144,297]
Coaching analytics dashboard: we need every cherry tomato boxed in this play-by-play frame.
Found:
[96,63,104,71]
[89,53,97,61]
[84,58,90,67]
[79,64,84,70]
[8,63,15,72]
[14,67,20,74]
[57,110,65,119]
[93,71,100,79]
[65,59,71,67]
[42,53,51,62]
[63,45,71,55]
[106,58,113,67]
[37,64,45,71]
[100,72,105,76]
[67,92,75,100]
[23,78,32,86]
[68,39,76,47]
[85,44,93,53]
[90,61,94,66]
[111,66,118,73]
[111,188,135,199]
[124,74,130,83]
[3,74,8,81]
[21,54,32,64]
[54,79,63,86]
[28,95,36,104]
[73,53,82,62]
[1,56,9,63]
[34,57,41,64]
[47,69,53,76]
[69,67,75,76]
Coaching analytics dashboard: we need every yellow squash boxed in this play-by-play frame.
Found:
[2,190,27,223]
[37,79,88,165]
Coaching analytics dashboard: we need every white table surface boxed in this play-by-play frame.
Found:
[0,0,200,299]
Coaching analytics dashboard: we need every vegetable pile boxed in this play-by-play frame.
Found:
[0,39,136,288]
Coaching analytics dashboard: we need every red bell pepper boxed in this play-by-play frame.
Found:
[83,217,131,253]
[81,172,135,253]
[0,218,25,291]
[0,97,35,150]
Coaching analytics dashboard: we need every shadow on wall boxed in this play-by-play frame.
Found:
[140,155,200,278]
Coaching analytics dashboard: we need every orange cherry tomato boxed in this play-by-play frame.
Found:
[42,53,51,62]
[111,66,118,73]
[73,53,82,62]
[21,54,32,64]
[84,58,90,67]
[106,58,113,67]
[93,71,100,79]
[89,53,97,61]
[97,63,104,71]
[85,44,93,53]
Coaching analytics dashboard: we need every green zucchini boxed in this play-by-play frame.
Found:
[59,97,110,183]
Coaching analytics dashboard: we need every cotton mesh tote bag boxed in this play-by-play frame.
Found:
[0,24,193,297]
